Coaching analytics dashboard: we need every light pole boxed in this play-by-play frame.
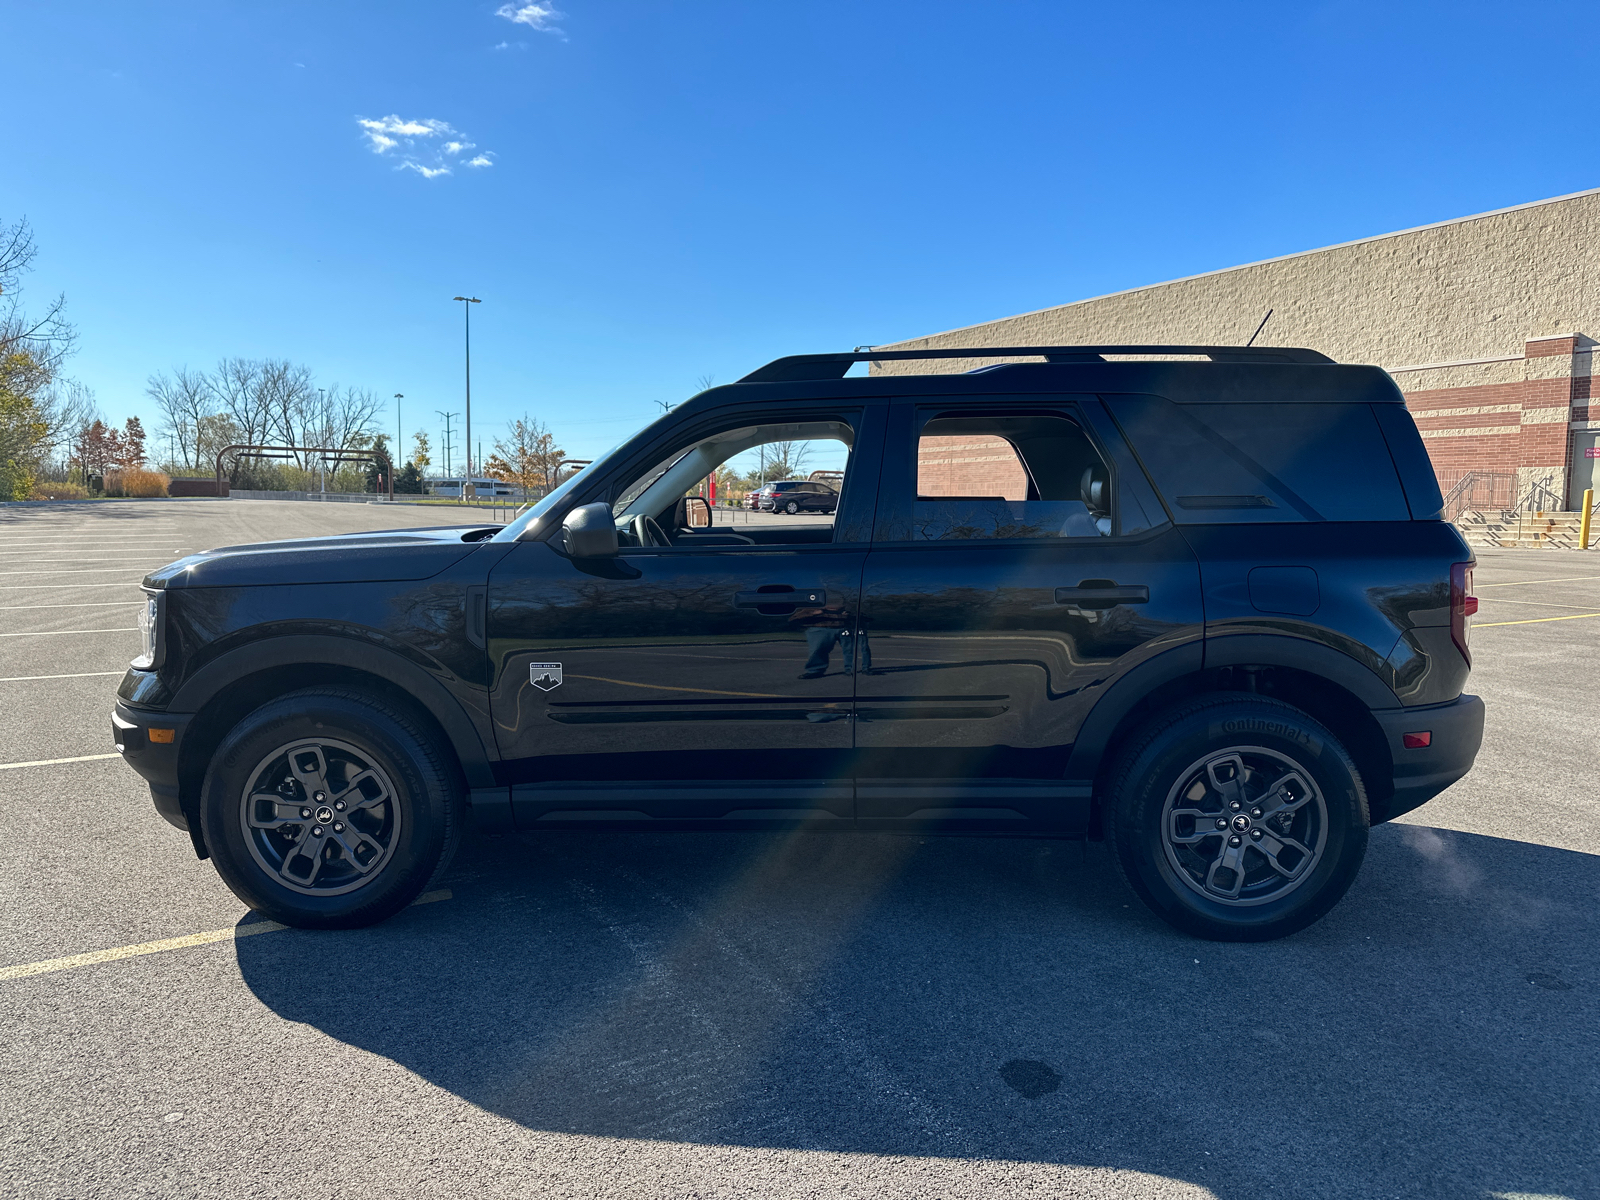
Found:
[452,296,481,486]
[394,394,403,463]
[317,388,326,493]
[437,410,458,482]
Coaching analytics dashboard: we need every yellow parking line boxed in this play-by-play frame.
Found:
[1475,611,1600,628]
[0,890,452,982]
[1476,575,1600,587]
[0,753,122,770]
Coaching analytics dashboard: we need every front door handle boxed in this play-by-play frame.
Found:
[734,586,827,609]
[1054,582,1149,608]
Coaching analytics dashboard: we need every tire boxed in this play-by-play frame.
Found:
[785,500,800,515]
[1104,695,1368,942]
[199,687,464,929]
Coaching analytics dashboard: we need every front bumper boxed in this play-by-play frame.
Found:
[112,702,196,830]
[1371,693,1485,823]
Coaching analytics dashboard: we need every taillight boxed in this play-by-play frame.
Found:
[1450,561,1476,665]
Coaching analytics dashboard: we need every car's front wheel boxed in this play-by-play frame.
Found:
[199,688,463,929]
[1105,695,1368,941]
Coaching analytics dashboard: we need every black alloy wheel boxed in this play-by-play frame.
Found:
[1105,695,1369,941]
[199,688,463,929]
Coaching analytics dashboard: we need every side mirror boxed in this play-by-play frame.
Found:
[561,502,619,559]
[680,496,711,528]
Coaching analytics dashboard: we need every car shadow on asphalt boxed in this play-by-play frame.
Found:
[236,823,1598,1199]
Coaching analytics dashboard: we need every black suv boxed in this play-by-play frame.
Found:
[115,345,1484,941]
[751,479,839,514]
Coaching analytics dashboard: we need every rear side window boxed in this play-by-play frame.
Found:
[913,413,1111,540]
[1107,396,1410,523]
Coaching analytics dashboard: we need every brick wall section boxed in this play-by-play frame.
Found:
[1401,337,1586,502]
[917,435,1028,498]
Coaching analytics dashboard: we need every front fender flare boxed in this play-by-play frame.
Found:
[169,633,497,787]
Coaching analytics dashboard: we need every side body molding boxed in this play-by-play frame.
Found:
[168,633,498,788]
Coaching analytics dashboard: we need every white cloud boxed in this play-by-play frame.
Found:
[495,3,564,36]
[356,114,496,179]
[467,154,494,168]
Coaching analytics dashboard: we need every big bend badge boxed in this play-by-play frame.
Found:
[530,662,563,691]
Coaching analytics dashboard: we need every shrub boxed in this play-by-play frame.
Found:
[28,479,89,500]
[104,467,171,498]
[0,461,33,501]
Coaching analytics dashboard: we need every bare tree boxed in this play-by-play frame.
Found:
[760,439,811,481]
[146,366,212,469]
[211,358,272,453]
[0,216,75,377]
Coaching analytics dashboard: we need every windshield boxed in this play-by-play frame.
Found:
[490,434,632,542]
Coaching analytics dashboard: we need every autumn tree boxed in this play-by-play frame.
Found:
[411,430,431,471]
[486,416,566,499]
[0,217,88,497]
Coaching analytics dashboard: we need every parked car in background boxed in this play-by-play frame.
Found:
[747,479,839,514]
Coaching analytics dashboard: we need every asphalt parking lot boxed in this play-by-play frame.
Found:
[0,500,1596,1200]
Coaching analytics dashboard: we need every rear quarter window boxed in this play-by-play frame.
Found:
[1107,396,1411,523]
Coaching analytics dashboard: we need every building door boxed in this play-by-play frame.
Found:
[1571,431,1600,504]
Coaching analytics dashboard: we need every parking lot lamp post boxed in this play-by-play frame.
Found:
[317,388,326,493]
[452,297,481,487]
[394,394,403,462]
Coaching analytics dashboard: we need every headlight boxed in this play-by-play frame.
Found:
[133,591,163,670]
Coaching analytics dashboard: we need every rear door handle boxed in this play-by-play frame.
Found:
[1054,583,1149,608]
[734,587,827,609]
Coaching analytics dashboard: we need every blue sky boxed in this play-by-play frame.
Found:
[4,0,1598,469]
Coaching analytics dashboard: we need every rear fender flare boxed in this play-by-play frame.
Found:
[1066,635,1399,783]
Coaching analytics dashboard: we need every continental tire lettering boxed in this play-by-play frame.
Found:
[1211,719,1322,753]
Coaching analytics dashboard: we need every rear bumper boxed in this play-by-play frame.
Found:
[1371,693,1485,823]
[112,702,195,830]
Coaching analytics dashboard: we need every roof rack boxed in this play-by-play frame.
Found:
[739,345,1335,383]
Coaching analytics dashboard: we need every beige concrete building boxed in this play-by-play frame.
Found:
[879,187,1600,512]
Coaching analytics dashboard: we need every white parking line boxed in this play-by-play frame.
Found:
[0,671,125,682]
[0,601,143,610]
[0,585,141,595]
[7,554,191,562]
[0,627,138,638]
[0,753,122,770]
[0,568,169,576]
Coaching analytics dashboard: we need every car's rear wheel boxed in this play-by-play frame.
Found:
[1105,695,1368,941]
[785,500,800,515]
[199,688,463,929]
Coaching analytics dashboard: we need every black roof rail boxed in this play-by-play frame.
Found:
[739,345,1335,383]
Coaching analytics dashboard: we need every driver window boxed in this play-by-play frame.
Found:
[611,417,855,550]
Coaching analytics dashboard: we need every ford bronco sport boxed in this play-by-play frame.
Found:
[114,345,1484,941]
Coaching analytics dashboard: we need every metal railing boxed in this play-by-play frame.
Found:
[1440,471,1517,524]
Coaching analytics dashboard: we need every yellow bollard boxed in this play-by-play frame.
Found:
[1582,488,1595,551]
